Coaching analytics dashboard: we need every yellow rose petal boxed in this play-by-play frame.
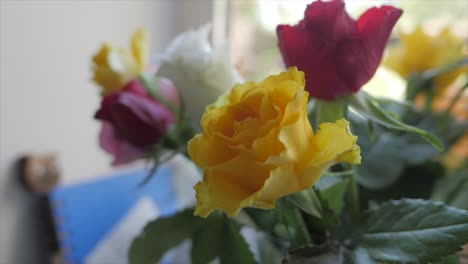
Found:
[385,26,466,94]
[91,28,149,95]
[312,119,361,165]
[188,68,361,217]
[131,28,149,72]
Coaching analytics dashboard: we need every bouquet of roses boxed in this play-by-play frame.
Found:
[89,0,468,263]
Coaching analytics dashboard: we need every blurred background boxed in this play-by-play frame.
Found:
[0,1,214,263]
[229,0,467,97]
[0,0,466,263]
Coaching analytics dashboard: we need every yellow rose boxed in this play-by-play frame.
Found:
[385,26,467,94]
[188,67,361,217]
[92,28,148,95]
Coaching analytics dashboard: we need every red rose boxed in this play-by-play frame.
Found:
[95,78,177,164]
[277,0,402,100]
[98,122,145,165]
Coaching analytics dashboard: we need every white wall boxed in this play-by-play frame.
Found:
[0,1,212,263]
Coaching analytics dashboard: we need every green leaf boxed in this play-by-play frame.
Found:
[432,169,468,211]
[348,91,443,151]
[243,208,280,233]
[356,134,405,189]
[356,133,438,189]
[288,175,355,234]
[367,120,376,142]
[276,198,313,247]
[350,110,444,191]
[191,214,223,264]
[394,139,439,165]
[316,176,349,216]
[311,187,341,232]
[129,209,203,264]
[287,189,322,218]
[243,208,291,249]
[376,97,467,150]
[433,255,460,264]
[360,199,468,263]
[191,213,258,264]
[359,162,443,206]
[287,175,349,222]
[221,219,259,264]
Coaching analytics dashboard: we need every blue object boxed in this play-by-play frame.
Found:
[49,166,178,264]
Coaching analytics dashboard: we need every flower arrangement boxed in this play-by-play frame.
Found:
[89,0,468,263]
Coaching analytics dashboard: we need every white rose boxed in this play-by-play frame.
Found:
[156,24,242,124]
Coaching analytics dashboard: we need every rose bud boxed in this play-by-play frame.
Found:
[95,78,178,165]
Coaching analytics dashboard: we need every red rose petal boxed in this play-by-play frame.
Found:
[99,122,144,165]
[276,1,402,99]
[95,79,175,149]
[357,6,403,58]
[304,0,359,40]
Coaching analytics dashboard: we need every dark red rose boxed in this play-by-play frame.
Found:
[99,122,144,165]
[95,79,176,159]
[277,0,402,100]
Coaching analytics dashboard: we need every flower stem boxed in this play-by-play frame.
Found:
[314,98,360,222]
[424,84,435,113]
[314,98,346,124]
